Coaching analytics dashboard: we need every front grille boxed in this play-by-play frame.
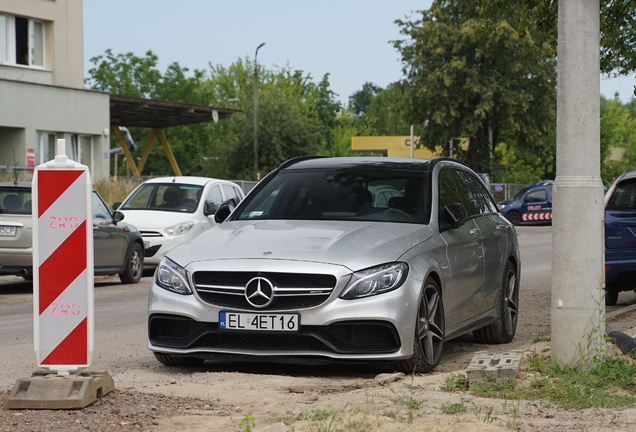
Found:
[141,231,163,237]
[193,271,338,311]
[149,314,400,354]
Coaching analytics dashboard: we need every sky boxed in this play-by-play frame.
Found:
[83,1,635,106]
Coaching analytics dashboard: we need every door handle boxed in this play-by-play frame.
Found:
[495,224,506,234]
[469,228,480,237]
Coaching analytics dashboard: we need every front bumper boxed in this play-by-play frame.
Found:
[147,260,421,361]
[605,249,636,290]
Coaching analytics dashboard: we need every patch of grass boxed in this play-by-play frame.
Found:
[93,177,143,209]
[442,373,470,392]
[440,401,467,414]
[472,356,636,410]
[238,414,255,432]
[298,408,344,432]
[377,387,426,424]
[531,334,551,343]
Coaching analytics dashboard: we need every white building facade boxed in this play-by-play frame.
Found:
[0,0,110,178]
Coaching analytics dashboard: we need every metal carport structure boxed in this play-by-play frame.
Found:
[109,95,239,176]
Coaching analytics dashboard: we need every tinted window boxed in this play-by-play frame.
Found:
[608,179,636,210]
[438,169,463,222]
[447,170,479,217]
[456,170,498,214]
[237,168,428,224]
[525,189,547,203]
[0,187,32,215]
[93,192,112,219]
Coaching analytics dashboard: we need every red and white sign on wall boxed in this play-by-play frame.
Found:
[27,148,35,167]
[32,139,94,375]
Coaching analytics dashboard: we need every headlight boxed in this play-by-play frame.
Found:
[497,203,505,209]
[164,221,194,237]
[155,257,192,295]
[340,262,408,299]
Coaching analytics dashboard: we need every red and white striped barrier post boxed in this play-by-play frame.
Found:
[32,139,94,376]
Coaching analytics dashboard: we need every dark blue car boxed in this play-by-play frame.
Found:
[604,170,636,305]
[496,182,553,226]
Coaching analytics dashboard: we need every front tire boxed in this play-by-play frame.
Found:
[474,261,519,344]
[605,289,619,306]
[119,242,143,284]
[395,278,445,373]
[154,353,205,367]
[506,211,521,226]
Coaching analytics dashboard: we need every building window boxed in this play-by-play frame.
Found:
[0,14,44,67]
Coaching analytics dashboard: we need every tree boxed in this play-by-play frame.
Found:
[601,96,636,184]
[480,0,636,76]
[348,82,383,117]
[394,0,557,174]
[87,51,343,179]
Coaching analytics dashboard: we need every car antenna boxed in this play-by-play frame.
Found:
[12,150,17,186]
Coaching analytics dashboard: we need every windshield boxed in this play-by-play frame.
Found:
[511,187,530,202]
[121,183,203,213]
[236,168,428,224]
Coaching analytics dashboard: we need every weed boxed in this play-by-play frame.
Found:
[502,399,521,430]
[299,408,344,432]
[238,414,255,432]
[440,401,467,414]
[531,334,551,344]
[527,350,547,374]
[442,373,470,392]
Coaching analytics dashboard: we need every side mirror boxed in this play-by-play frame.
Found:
[113,211,125,223]
[214,198,237,224]
[113,202,122,211]
[440,203,467,232]
[203,201,219,216]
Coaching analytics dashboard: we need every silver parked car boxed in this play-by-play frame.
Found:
[0,182,144,284]
[148,157,520,371]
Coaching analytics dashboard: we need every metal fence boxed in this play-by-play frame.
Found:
[491,183,527,201]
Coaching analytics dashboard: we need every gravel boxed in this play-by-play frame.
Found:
[0,388,215,431]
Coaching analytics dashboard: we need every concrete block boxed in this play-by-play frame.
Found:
[7,369,115,409]
[465,350,524,385]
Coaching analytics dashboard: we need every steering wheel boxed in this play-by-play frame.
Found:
[386,207,414,222]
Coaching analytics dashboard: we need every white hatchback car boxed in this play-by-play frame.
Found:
[114,176,245,268]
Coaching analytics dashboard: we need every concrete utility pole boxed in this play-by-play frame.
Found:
[552,0,605,369]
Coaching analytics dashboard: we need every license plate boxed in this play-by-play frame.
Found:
[219,311,299,332]
[0,226,16,237]
[143,241,149,249]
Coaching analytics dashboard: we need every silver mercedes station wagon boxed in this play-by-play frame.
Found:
[148,157,520,372]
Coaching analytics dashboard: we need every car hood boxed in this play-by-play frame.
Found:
[167,220,433,271]
[118,209,196,230]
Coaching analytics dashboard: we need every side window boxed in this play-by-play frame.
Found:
[206,185,223,205]
[456,170,497,214]
[93,192,112,219]
[608,179,636,210]
[525,189,547,203]
[233,186,244,202]
[438,169,464,222]
[221,184,241,203]
[448,170,480,217]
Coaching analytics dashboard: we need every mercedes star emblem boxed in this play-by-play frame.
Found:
[244,277,275,308]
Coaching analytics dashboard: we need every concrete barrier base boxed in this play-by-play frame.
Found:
[7,369,115,409]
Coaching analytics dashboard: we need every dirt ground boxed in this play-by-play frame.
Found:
[3,225,636,431]
[4,295,636,432]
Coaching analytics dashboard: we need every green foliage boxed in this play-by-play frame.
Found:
[394,1,556,176]
[480,0,636,76]
[440,401,467,414]
[239,414,255,432]
[349,82,383,117]
[601,96,636,185]
[471,355,636,410]
[442,373,470,392]
[87,51,342,180]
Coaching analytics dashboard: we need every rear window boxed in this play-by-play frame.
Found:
[607,179,636,210]
[0,188,32,215]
